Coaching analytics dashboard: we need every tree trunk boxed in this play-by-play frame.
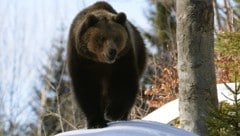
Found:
[176,0,218,135]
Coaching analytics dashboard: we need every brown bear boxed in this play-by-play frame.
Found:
[67,1,146,129]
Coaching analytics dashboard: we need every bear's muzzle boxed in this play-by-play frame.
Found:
[108,48,117,61]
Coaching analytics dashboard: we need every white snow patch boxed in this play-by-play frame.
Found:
[56,120,197,136]
[143,83,237,123]
[143,99,179,124]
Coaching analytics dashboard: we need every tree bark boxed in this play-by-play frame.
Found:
[176,0,218,135]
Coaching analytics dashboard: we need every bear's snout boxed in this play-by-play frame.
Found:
[68,1,146,129]
[108,48,117,61]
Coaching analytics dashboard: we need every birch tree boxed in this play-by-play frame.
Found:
[176,0,218,135]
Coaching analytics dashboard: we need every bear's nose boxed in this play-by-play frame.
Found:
[108,49,117,60]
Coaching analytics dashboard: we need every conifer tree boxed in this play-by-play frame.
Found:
[207,82,240,136]
[34,27,84,135]
[208,29,240,136]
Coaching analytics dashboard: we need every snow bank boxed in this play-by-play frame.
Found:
[143,83,236,123]
[56,120,197,136]
[142,99,179,124]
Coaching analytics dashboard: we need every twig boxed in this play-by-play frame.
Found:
[43,112,77,130]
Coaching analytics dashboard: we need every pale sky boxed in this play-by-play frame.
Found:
[0,0,150,126]
[0,0,229,128]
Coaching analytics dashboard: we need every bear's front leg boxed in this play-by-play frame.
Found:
[72,76,108,129]
[106,69,139,121]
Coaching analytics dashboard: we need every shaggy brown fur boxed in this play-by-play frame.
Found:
[67,1,146,128]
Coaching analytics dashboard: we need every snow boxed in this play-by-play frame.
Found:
[0,0,234,134]
[216,83,236,104]
[143,83,236,123]
[57,83,235,136]
[0,0,149,126]
[143,99,179,124]
[56,120,197,136]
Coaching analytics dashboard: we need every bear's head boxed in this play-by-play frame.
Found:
[77,12,128,64]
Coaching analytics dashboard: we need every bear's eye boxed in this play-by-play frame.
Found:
[98,35,105,43]
[114,37,121,43]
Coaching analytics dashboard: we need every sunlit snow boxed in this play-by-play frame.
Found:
[56,120,197,136]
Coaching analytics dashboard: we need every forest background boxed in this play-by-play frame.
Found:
[0,0,239,135]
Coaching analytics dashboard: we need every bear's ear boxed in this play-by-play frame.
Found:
[113,12,126,25]
[85,15,98,27]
